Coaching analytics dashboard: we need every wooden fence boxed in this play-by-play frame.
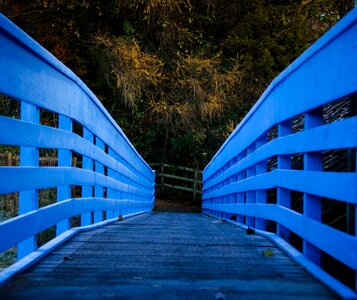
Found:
[150,163,202,202]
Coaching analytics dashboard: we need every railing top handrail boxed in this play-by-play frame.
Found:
[0,13,152,175]
[204,7,357,173]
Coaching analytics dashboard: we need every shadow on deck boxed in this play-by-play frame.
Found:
[0,213,337,299]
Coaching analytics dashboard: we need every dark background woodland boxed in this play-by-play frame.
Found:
[1,0,354,169]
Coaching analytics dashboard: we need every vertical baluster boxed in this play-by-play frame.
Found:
[81,128,93,226]
[355,194,357,292]
[303,108,322,265]
[277,121,291,239]
[94,137,105,223]
[255,133,267,230]
[216,184,220,217]
[347,97,356,291]
[137,163,143,213]
[114,153,123,217]
[223,168,227,218]
[355,150,357,293]
[18,102,39,259]
[128,159,134,215]
[107,147,116,219]
[246,145,256,227]
[229,169,235,220]
[230,161,236,219]
[224,172,229,219]
[355,203,357,293]
[56,115,72,235]
[152,170,156,210]
[237,152,245,224]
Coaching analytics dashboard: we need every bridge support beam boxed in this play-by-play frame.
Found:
[236,153,245,224]
[303,109,322,266]
[81,128,93,226]
[114,152,123,217]
[106,147,116,219]
[18,102,40,259]
[277,121,291,241]
[255,133,267,230]
[56,115,72,236]
[94,137,104,223]
[246,145,256,227]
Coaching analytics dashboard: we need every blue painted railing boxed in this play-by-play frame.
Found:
[203,8,357,299]
[0,14,155,268]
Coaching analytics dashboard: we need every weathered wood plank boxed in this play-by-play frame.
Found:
[0,213,337,299]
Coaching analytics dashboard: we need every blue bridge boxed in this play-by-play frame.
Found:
[0,7,357,300]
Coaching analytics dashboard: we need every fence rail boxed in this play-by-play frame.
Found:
[202,8,357,299]
[0,12,155,270]
[150,163,202,201]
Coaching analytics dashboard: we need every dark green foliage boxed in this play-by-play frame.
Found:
[0,0,354,168]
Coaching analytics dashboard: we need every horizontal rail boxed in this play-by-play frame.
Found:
[203,116,357,192]
[202,8,357,298]
[0,198,151,254]
[0,113,152,187]
[205,170,357,204]
[0,167,153,198]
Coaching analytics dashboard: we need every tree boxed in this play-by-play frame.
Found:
[0,0,354,169]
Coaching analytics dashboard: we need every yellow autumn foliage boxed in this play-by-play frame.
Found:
[94,34,164,109]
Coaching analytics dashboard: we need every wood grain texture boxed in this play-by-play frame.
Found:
[0,213,337,299]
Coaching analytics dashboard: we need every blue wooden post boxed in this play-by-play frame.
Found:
[229,173,235,220]
[107,147,116,219]
[352,97,357,293]
[303,109,322,264]
[152,170,156,211]
[355,173,357,293]
[94,137,104,223]
[353,155,357,292]
[18,102,39,259]
[81,128,93,226]
[56,115,72,235]
[277,121,291,239]
[255,133,267,230]
[246,145,256,227]
[114,153,122,217]
[228,161,235,219]
[237,153,245,224]
[224,174,229,219]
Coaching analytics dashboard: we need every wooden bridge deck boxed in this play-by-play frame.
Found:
[0,213,337,299]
